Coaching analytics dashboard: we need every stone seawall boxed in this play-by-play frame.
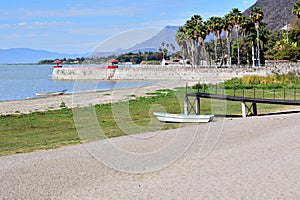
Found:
[52,62,300,83]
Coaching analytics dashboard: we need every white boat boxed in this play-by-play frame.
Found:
[154,112,214,123]
[36,89,67,97]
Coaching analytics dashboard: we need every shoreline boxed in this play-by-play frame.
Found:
[1,80,300,115]
[0,80,190,115]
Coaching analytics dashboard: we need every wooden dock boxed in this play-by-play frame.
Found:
[185,89,300,118]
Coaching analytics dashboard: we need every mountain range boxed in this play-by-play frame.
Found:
[0,48,88,64]
[243,0,298,30]
[0,26,179,64]
[1,0,297,63]
[89,26,180,58]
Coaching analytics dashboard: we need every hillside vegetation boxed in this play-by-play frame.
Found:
[243,0,298,30]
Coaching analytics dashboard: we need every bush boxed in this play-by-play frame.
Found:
[140,60,161,65]
[224,74,300,89]
[60,102,66,108]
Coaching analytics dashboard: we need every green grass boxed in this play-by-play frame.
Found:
[0,91,184,156]
[0,110,79,156]
[0,87,297,157]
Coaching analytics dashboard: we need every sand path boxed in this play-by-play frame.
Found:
[1,112,300,199]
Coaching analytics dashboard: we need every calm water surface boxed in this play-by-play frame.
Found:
[0,64,152,101]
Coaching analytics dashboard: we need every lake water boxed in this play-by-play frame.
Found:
[0,64,152,101]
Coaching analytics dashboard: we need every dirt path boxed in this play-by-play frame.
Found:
[1,112,300,199]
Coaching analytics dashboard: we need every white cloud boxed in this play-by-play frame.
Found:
[18,22,26,26]
[142,19,187,27]
[0,21,74,30]
[32,21,48,26]
[3,33,49,39]
[243,0,256,6]
[243,0,249,4]
[0,7,140,20]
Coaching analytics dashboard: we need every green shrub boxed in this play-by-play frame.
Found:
[140,60,161,65]
[60,102,66,108]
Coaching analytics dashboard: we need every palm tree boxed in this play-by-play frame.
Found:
[257,24,270,64]
[175,27,188,59]
[230,8,243,66]
[170,43,176,52]
[197,20,209,65]
[293,0,300,18]
[223,13,234,65]
[250,7,264,66]
[160,42,166,59]
[245,24,257,66]
[240,15,252,65]
[182,15,207,65]
[206,16,223,65]
[183,18,197,65]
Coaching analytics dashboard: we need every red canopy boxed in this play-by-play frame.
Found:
[107,59,118,63]
[53,59,62,64]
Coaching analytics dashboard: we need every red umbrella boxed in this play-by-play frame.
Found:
[53,59,62,64]
[107,59,118,63]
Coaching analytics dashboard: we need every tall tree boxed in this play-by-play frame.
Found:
[230,8,243,66]
[181,15,207,65]
[206,16,224,65]
[293,0,300,18]
[240,15,253,65]
[250,7,264,66]
[175,27,189,59]
[223,13,234,65]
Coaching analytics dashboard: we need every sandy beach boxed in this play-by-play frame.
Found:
[0,110,300,199]
[0,81,187,115]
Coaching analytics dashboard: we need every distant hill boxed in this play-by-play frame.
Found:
[243,0,298,30]
[90,26,180,57]
[126,26,180,53]
[1,26,180,63]
[0,48,87,64]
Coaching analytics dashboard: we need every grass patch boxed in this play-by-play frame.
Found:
[0,90,184,156]
[0,109,79,156]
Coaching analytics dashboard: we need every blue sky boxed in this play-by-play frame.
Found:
[0,0,256,54]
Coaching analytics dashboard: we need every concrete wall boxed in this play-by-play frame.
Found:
[52,67,116,80]
[52,62,300,83]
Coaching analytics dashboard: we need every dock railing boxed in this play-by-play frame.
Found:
[185,83,300,118]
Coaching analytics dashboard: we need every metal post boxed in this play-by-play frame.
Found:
[184,95,188,115]
[241,102,247,118]
[284,89,286,101]
[184,82,188,115]
[294,88,297,101]
[234,84,236,96]
[252,103,258,116]
[196,97,200,115]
